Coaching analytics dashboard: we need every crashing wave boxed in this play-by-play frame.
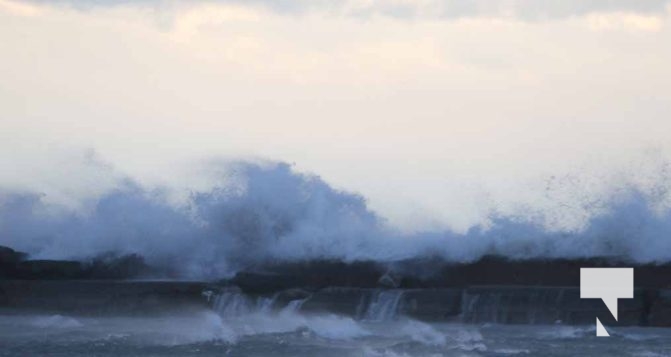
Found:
[2,160,671,278]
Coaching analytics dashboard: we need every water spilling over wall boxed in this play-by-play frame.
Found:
[208,288,408,322]
[204,286,668,327]
[3,280,671,327]
[363,290,404,321]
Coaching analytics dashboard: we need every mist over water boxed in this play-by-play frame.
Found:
[2,159,671,278]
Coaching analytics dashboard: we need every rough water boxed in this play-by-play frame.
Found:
[3,161,671,355]
[2,287,671,357]
[2,311,671,356]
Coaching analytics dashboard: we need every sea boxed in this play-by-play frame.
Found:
[1,308,670,356]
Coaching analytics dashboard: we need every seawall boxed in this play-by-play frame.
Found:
[3,281,671,327]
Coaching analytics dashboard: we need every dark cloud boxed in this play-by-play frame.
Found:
[16,0,671,20]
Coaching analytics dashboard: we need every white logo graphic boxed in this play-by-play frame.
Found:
[580,268,633,336]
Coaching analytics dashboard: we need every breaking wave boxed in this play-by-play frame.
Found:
[2,160,671,278]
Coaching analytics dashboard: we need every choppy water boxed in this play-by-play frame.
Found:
[1,310,670,357]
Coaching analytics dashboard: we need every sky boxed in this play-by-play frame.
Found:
[1,0,671,232]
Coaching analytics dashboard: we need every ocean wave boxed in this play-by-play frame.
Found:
[2,160,671,278]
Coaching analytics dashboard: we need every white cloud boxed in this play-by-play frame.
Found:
[585,12,663,32]
[13,0,671,21]
[0,0,41,16]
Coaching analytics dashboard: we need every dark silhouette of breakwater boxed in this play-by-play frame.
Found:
[3,245,671,326]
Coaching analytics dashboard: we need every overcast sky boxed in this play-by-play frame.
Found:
[1,0,671,231]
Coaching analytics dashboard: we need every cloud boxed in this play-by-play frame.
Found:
[0,0,41,16]
[13,0,671,21]
[585,12,664,32]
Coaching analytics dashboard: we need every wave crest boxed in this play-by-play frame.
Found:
[2,160,671,278]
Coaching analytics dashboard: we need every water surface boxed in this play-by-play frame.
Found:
[1,311,669,356]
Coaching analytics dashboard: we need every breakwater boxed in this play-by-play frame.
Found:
[3,281,671,327]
